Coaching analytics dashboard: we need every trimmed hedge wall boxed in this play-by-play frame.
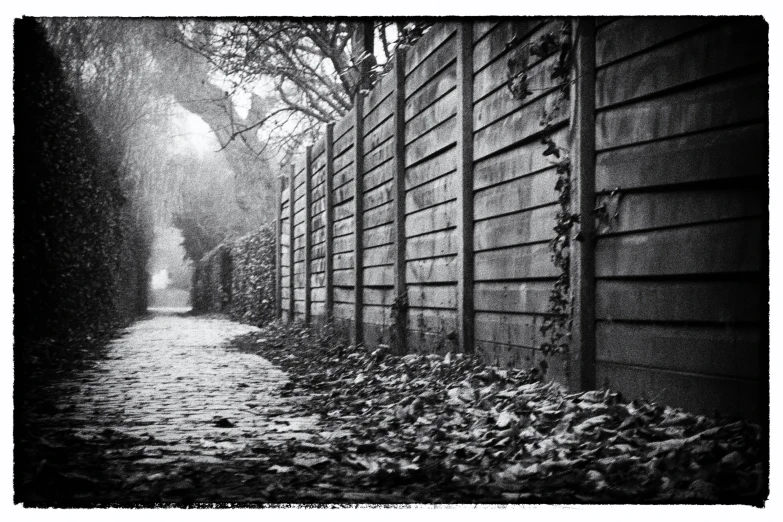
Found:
[191,225,276,327]
[14,17,152,348]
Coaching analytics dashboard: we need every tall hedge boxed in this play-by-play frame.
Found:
[14,17,152,348]
[191,225,276,326]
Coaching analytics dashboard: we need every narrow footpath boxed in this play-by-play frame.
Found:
[16,310,324,505]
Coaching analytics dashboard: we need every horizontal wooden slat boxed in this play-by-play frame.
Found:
[406,170,458,214]
[596,363,760,421]
[473,205,559,252]
[405,116,457,167]
[364,200,394,229]
[474,167,557,221]
[596,219,763,277]
[364,67,395,116]
[364,244,395,267]
[364,287,395,306]
[405,147,456,191]
[363,223,395,248]
[334,131,354,159]
[474,90,567,161]
[473,21,498,43]
[364,117,394,154]
[406,23,457,75]
[407,284,457,309]
[333,216,354,238]
[596,279,763,323]
[406,200,457,237]
[364,92,395,134]
[595,123,767,191]
[363,179,394,211]
[596,16,711,68]
[334,108,354,140]
[364,139,395,173]
[406,307,457,334]
[405,62,457,121]
[474,281,551,314]
[364,265,394,286]
[475,312,538,347]
[406,256,458,283]
[333,252,354,270]
[596,71,766,151]
[474,242,557,280]
[596,321,761,380]
[333,302,354,320]
[406,89,458,145]
[332,235,353,254]
[406,229,457,261]
[597,20,767,109]
[333,269,355,287]
[333,183,354,205]
[600,186,764,235]
[364,305,392,326]
[334,197,353,221]
[473,18,545,72]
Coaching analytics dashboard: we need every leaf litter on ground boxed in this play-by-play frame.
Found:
[226,321,766,504]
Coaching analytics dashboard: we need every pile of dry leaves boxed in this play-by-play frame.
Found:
[230,321,766,504]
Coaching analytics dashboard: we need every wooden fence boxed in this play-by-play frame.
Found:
[276,17,767,420]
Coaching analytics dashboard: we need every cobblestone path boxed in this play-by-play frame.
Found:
[17,310,324,505]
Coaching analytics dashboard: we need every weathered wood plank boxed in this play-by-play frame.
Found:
[364,265,394,286]
[406,307,458,334]
[596,16,711,68]
[363,287,395,306]
[474,281,551,313]
[474,90,567,161]
[595,123,767,191]
[334,287,355,303]
[406,229,457,260]
[407,284,457,309]
[596,362,760,421]
[333,252,354,270]
[364,200,395,229]
[405,89,458,145]
[332,235,353,254]
[406,256,458,283]
[474,168,558,220]
[363,66,395,116]
[473,205,558,252]
[474,242,557,280]
[334,107,354,140]
[364,157,395,192]
[364,305,392,326]
[334,130,354,159]
[596,321,761,380]
[333,150,355,183]
[596,279,763,323]
[476,340,534,370]
[473,18,546,72]
[363,179,393,211]
[363,117,394,154]
[599,186,764,235]
[473,20,499,43]
[364,139,395,173]
[596,71,767,151]
[333,183,354,205]
[407,34,457,98]
[311,286,326,302]
[333,269,355,288]
[475,312,538,347]
[364,244,394,267]
[405,22,457,75]
[334,199,354,221]
[364,92,395,135]
[597,20,767,109]
[405,63,457,121]
[596,219,763,277]
[363,222,395,248]
[333,302,354,319]
[405,147,457,191]
[407,329,459,354]
[333,216,354,238]
[474,53,561,131]
[405,116,457,167]
[406,200,457,237]
[406,171,458,214]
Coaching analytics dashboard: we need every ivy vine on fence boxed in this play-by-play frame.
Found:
[506,20,576,358]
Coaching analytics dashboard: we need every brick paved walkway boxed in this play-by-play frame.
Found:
[17,310,325,504]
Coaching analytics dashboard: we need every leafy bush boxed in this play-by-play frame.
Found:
[191,224,277,326]
[14,17,152,350]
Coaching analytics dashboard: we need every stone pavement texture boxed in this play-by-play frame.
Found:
[16,310,325,504]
